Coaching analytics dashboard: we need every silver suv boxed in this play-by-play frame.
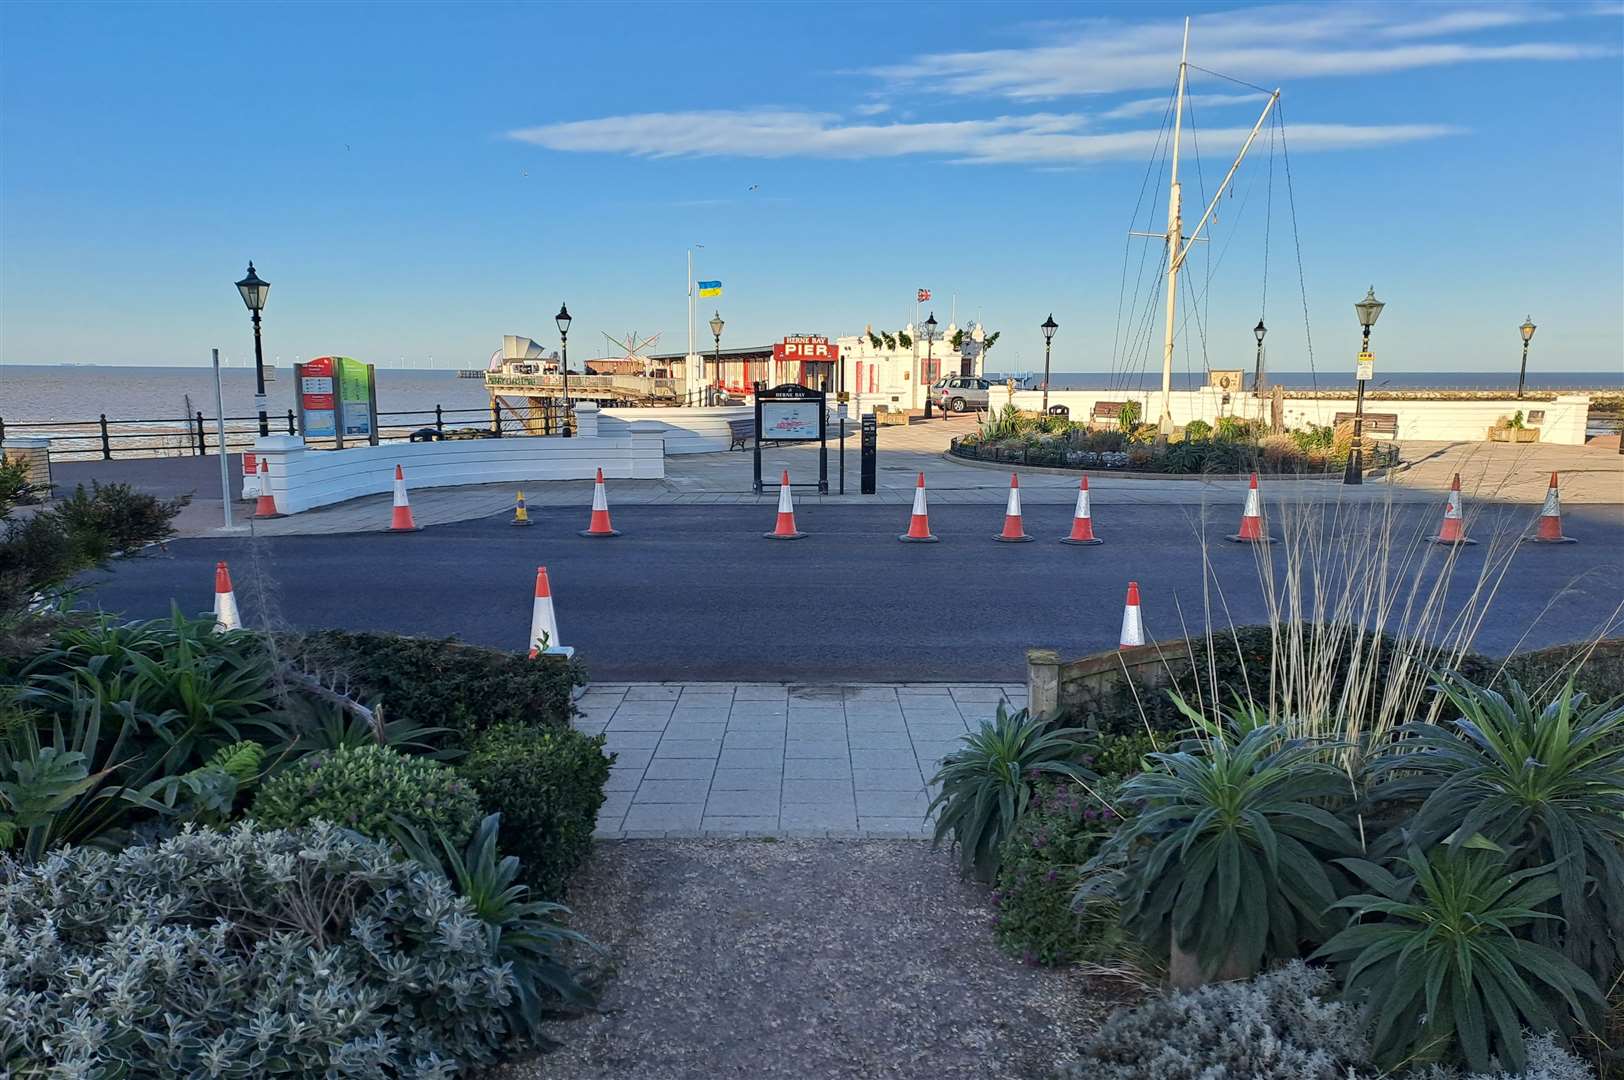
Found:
[935,376,991,412]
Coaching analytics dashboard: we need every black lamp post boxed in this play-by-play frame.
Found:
[1517,316,1536,399]
[1252,318,1267,398]
[555,302,573,437]
[234,262,271,436]
[1040,314,1059,413]
[923,312,938,414]
[1345,286,1385,485]
[709,310,724,405]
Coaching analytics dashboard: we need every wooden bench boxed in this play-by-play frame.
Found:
[1333,412,1398,436]
[1090,401,1127,427]
[728,418,754,450]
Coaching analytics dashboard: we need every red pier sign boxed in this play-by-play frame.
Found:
[772,335,839,362]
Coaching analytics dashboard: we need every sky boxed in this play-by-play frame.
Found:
[1,0,1621,376]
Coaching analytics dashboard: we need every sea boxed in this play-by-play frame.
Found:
[3,363,1619,429]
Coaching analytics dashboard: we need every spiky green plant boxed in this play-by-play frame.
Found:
[928,703,1095,883]
[1105,720,1359,983]
[1315,846,1604,1072]
[1369,674,1624,986]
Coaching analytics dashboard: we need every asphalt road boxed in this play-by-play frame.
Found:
[78,503,1622,682]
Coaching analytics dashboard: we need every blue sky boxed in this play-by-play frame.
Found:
[2,0,1620,375]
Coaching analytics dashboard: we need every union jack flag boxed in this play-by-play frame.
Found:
[917,288,931,302]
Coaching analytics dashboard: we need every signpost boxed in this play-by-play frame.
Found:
[860,412,877,495]
[1356,351,1374,382]
[753,382,828,495]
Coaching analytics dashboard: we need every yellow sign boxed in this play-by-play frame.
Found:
[1356,351,1374,381]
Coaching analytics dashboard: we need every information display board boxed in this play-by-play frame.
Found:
[297,357,337,439]
[753,382,828,494]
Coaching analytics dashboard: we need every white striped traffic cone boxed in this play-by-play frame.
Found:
[994,472,1033,542]
[764,470,805,540]
[1225,473,1274,543]
[212,561,241,632]
[1060,475,1102,545]
[1119,581,1147,649]
[253,459,280,518]
[390,465,421,532]
[579,468,620,537]
[1526,472,1576,544]
[527,566,573,658]
[1428,473,1476,545]
[899,471,938,543]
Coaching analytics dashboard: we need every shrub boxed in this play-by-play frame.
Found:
[1106,721,1359,984]
[1059,962,1597,1080]
[285,629,585,742]
[1117,400,1142,432]
[252,743,481,845]
[1316,846,1603,1073]
[993,776,1126,965]
[1499,638,1624,703]
[459,724,612,899]
[1181,419,1212,440]
[929,703,1096,883]
[0,822,547,1074]
[1061,961,1369,1080]
[1369,675,1624,989]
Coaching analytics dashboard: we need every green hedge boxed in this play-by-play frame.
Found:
[459,724,612,900]
[252,743,482,845]
[284,629,586,742]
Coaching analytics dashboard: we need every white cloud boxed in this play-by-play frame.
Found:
[509,109,1460,165]
[866,3,1609,100]
[1101,91,1267,121]
[853,102,891,116]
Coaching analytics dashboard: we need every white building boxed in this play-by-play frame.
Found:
[833,321,988,413]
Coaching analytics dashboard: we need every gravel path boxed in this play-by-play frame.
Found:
[492,838,1125,1080]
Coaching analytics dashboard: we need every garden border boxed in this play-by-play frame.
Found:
[938,449,1404,482]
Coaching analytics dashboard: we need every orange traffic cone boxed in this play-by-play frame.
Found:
[527,566,572,658]
[1119,581,1147,649]
[764,470,805,540]
[899,472,938,543]
[1526,472,1577,544]
[390,465,421,532]
[253,459,279,518]
[1429,473,1476,545]
[212,561,241,632]
[1060,475,1102,545]
[579,468,620,537]
[994,473,1033,542]
[1226,473,1274,543]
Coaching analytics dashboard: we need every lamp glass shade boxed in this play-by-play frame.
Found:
[1253,318,1266,344]
[924,312,938,336]
[1354,286,1384,328]
[235,263,269,311]
[1041,314,1058,342]
[555,303,572,337]
[1520,317,1536,343]
[709,312,724,338]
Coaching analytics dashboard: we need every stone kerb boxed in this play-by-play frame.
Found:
[252,429,664,515]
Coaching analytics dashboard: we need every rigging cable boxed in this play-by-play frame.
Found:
[1276,102,1319,390]
[1110,86,1175,390]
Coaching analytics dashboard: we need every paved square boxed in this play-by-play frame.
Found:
[582,683,1025,838]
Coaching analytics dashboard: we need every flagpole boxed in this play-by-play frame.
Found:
[687,249,695,401]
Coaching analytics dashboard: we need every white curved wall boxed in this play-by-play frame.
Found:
[600,406,753,454]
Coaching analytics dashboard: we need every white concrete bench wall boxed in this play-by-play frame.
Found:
[599,405,753,454]
[987,387,1592,445]
[252,412,665,515]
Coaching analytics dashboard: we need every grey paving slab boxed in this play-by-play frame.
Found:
[609,747,654,769]
[653,738,723,760]
[717,747,784,770]
[733,684,790,700]
[844,686,902,703]
[848,729,915,750]
[785,720,846,739]
[853,767,924,791]
[859,817,934,836]
[623,685,682,701]
[905,721,971,741]
[785,706,846,724]
[669,705,732,725]
[632,779,712,804]
[784,757,852,780]
[607,712,674,732]
[857,789,932,817]
[949,685,1011,702]
[674,694,735,711]
[730,701,790,720]
[785,738,849,758]
[662,720,729,741]
[787,686,847,704]
[849,747,927,770]
[612,700,679,719]
[642,758,718,781]
[722,729,786,749]
[710,768,782,790]
[598,791,633,820]
[573,721,608,737]
[701,815,780,834]
[603,730,664,750]
[781,779,856,805]
[780,804,858,830]
[623,803,703,831]
[705,788,781,816]
[604,766,644,793]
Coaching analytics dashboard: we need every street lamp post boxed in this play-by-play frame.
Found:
[1517,316,1537,399]
[709,310,724,406]
[1252,318,1267,399]
[1040,314,1059,413]
[555,303,573,437]
[1345,286,1385,486]
[923,312,938,415]
[234,263,271,436]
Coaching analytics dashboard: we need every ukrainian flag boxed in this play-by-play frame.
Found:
[697,280,722,298]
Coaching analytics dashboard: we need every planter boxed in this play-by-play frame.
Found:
[1487,426,1541,442]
